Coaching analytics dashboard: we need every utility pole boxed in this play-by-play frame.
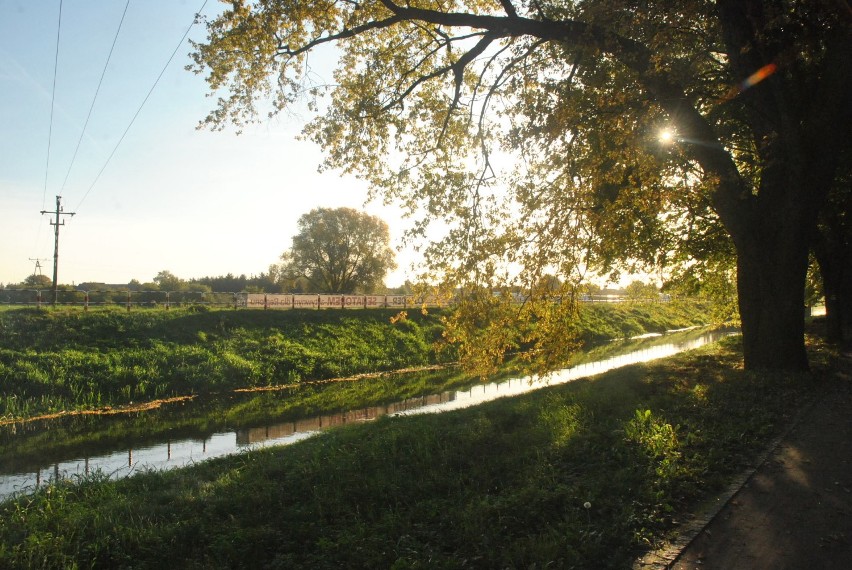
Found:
[28,257,47,276]
[40,195,75,307]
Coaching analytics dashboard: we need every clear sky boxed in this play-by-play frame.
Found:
[0,0,413,288]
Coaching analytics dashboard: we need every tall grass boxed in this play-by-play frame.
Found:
[571,300,712,344]
[0,308,448,420]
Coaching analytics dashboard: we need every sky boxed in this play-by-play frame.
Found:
[0,0,415,288]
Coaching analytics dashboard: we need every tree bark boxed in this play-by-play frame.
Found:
[736,239,810,370]
[814,228,852,345]
[840,269,852,346]
[825,268,852,346]
[824,278,843,344]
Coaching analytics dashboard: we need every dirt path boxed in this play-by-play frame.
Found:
[660,353,852,569]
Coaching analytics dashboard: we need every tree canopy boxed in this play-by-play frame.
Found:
[22,274,53,289]
[280,207,396,293]
[153,270,186,292]
[191,0,852,371]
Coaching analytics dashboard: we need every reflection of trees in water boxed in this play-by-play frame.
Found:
[236,392,455,445]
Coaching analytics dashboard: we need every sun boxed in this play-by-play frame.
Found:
[658,128,675,144]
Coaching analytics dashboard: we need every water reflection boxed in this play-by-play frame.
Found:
[0,328,735,502]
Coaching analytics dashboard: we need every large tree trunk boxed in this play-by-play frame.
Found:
[840,270,852,346]
[823,274,852,345]
[710,1,852,370]
[812,165,852,345]
[822,269,843,344]
[735,230,811,371]
[815,240,852,345]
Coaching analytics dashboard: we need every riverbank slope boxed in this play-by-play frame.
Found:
[0,301,711,421]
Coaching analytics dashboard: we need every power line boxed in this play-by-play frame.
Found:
[59,0,131,196]
[35,0,64,260]
[74,0,209,212]
[42,0,63,209]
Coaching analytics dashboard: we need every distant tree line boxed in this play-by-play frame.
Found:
[2,208,405,298]
[1,270,413,298]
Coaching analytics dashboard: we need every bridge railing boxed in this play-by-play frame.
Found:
[0,289,446,311]
[1,289,679,310]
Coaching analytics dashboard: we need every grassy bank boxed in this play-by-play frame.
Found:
[0,335,836,568]
[0,330,717,473]
[0,302,711,421]
[572,300,712,343]
[0,307,447,420]
[0,364,510,474]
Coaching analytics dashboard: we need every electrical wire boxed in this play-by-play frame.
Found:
[74,0,209,212]
[34,0,64,266]
[41,0,63,208]
[59,0,131,196]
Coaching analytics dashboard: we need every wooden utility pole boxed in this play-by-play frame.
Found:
[40,195,75,306]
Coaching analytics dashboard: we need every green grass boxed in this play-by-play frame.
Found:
[0,365,496,473]
[571,299,712,344]
[1,330,715,475]
[0,302,710,421]
[0,307,449,420]
[0,335,836,568]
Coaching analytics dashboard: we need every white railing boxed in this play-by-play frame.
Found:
[1,289,679,310]
[0,289,443,311]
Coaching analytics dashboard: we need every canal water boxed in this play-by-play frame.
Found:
[0,327,735,502]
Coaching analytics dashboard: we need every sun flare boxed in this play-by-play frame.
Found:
[659,129,675,143]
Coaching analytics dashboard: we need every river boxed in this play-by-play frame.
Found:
[0,327,735,502]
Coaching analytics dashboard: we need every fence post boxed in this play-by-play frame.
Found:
[36,290,42,309]
[165,292,170,310]
[264,294,268,310]
[84,291,89,312]
[126,290,132,312]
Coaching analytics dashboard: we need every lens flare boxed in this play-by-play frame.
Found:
[724,62,778,101]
